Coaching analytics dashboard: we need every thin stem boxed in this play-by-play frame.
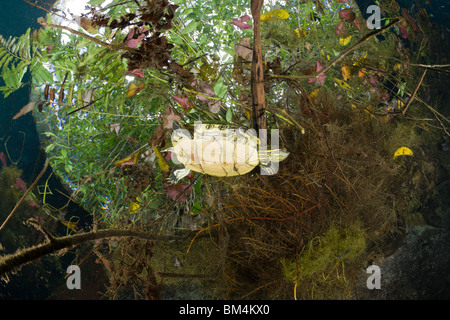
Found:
[0,158,49,232]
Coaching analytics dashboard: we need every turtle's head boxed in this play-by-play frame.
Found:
[171,122,191,143]
[259,148,290,166]
[275,148,290,162]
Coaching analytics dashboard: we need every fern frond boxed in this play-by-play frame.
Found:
[0,28,34,97]
[0,28,32,70]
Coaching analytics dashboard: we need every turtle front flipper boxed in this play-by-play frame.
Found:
[168,166,191,184]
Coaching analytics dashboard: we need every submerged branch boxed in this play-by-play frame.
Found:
[0,226,184,276]
[37,17,144,54]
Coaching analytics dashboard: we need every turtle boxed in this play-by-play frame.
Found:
[164,123,290,183]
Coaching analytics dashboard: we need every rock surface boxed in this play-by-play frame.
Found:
[353,223,450,299]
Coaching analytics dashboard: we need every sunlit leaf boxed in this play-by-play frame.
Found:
[261,9,289,21]
[294,28,307,38]
[115,152,140,166]
[353,52,367,66]
[126,80,145,97]
[60,220,79,232]
[128,201,140,214]
[182,20,199,34]
[341,64,351,81]
[339,35,352,46]
[393,147,413,159]
[153,146,171,173]
[333,77,353,91]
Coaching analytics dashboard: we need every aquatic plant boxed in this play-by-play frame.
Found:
[280,224,366,281]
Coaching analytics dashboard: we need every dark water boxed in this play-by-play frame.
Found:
[0,0,97,300]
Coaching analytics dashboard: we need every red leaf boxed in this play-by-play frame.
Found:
[148,125,164,148]
[128,68,145,78]
[235,38,253,60]
[110,123,120,135]
[173,95,191,111]
[339,9,355,23]
[161,106,181,130]
[125,27,147,48]
[352,18,364,33]
[309,61,326,85]
[398,24,409,39]
[15,178,27,192]
[28,199,39,208]
[231,15,252,29]
[0,152,6,167]
[163,182,192,201]
[335,21,345,35]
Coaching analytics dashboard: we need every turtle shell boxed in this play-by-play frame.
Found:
[172,126,259,177]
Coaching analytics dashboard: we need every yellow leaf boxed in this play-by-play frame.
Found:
[60,220,79,232]
[75,16,98,34]
[353,52,367,66]
[393,63,402,72]
[358,68,366,78]
[393,147,413,159]
[115,152,140,166]
[341,64,351,81]
[129,201,140,214]
[309,89,320,100]
[153,146,171,173]
[339,35,352,46]
[333,77,353,92]
[261,9,289,21]
[294,28,307,38]
[127,81,145,97]
[397,100,405,109]
[304,41,312,51]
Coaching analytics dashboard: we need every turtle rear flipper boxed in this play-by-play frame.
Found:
[168,166,191,184]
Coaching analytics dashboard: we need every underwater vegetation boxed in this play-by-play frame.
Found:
[0,0,449,299]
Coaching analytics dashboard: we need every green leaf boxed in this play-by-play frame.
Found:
[194,178,202,195]
[191,201,202,215]
[182,20,199,34]
[2,66,16,88]
[45,143,55,153]
[88,0,106,6]
[226,107,233,123]
[33,63,53,84]
[65,164,73,173]
[213,76,227,98]
[170,33,185,46]
[61,149,68,158]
